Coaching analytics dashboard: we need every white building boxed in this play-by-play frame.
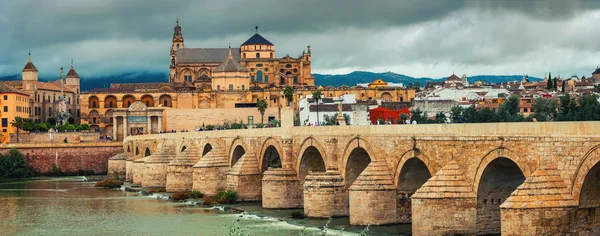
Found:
[298,94,370,126]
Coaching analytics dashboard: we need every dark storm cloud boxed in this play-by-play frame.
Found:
[1,0,599,78]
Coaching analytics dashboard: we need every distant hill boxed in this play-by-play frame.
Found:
[0,71,541,91]
[314,71,542,87]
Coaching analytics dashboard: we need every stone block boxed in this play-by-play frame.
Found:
[262,168,303,209]
[303,171,348,218]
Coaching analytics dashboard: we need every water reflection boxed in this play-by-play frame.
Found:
[0,178,410,235]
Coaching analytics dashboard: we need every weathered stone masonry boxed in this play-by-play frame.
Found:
[110,108,600,235]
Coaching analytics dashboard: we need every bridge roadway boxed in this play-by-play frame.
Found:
[108,108,600,235]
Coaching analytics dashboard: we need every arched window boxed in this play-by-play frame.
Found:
[243,53,246,59]
[265,75,269,83]
[257,70,263,83]
[270,52,273,58]
[229,84,234,91]
[163,100,168,106]
[256,53,260,58]
[217,85,220,91]
[242,85,245,91]
[176,44,180,49]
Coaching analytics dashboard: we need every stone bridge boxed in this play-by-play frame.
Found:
[108,108,600,235]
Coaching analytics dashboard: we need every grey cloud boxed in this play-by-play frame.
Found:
[1,0,599,78]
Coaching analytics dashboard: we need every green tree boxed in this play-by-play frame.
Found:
[556,94,577,121]
[497,95,524,122]
[10,117,26,143]
[474,107,498,123]
[414,82,421,92]
[408,82,414,89]
[553,77,558,90]
[532,97,558,121]
[410,108,428,124]
[256,99,268,124]
[434,112,446,123]
[47,118,57,126]
[574,94,600,121]
[312,90,323,125]
[283,85,294,107]
[450,106,465,123]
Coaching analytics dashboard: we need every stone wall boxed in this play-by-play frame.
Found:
[0,143,122,174]
[10,131,102,144]
[165,107,280,130]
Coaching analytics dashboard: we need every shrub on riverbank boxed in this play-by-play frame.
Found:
[216,190,238,204]
[171,191,205,201]
[95,179,123,188]
[0,148,35,178]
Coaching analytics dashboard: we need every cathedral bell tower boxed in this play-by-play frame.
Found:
[170,18,184,82]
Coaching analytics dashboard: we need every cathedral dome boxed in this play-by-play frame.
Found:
[241,26,273,46]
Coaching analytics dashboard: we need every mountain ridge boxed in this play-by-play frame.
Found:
[0,71,542,91]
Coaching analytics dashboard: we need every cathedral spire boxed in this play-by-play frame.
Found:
[227,45,233,60]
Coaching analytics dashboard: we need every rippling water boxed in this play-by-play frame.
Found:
[0,177,410,235]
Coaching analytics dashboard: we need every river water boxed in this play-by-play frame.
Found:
[0,177,410,235]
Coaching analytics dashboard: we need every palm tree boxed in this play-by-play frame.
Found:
[312,90,323,125]
[10,117,25,143]
[283,85,294,107]
[257,99,268,125]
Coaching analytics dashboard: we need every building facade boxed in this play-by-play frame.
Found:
[4,54,81,124]
[0,83,30,143]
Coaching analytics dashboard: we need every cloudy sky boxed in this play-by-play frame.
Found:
[1,0,599,79]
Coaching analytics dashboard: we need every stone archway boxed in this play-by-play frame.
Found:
[231,146,246,167]
[394,150,433,223]
[344,147,371,190]
[261,146,282,172]
[296,137,329,177]
[298,146,326,185]
[476,157,525,235]
[259,138,284,173]
[202,143,213,157]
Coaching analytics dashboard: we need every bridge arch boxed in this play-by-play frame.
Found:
[228,138,250,167]
[259,137,283,173]
[572,144,600,205]
[144,147,151,157]
[296,137,328,183]
[393,149,434,188]
[473,147,529,235]
[341,138,378,189]
[202,143,213,157]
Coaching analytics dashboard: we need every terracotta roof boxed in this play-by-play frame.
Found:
[66,66,80,78]
[176,48,241,64]
[35,81,74,93]
[214,48,248,73]
[0,82,28,96]
[241,33,273,46]
[500,167,577,209]
[22,59,38,72]
[445,74,462,82]
[412,160,476,199]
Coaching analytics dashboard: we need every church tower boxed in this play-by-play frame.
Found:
[22,51,38,82]
[170,18,184,82]
[22,51,38,92]
[65,59,81,94]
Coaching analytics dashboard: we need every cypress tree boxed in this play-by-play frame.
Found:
[547,72,553,90]
[554,77,558,90]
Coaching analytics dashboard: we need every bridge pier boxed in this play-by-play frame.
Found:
[303,170,348,218]
[125,159,133,182]
[226,153,261,201]
[500,167,578,235]
[107,153,126,180]
[132,156,148,185]
[349,160,397,225]
[166,145,200,192]
[143,144,177,188]
[192,146,228,196]
[411,160,477,235]
[262,168,303,208]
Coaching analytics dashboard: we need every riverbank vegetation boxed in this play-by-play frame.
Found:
[172,191,205,201]
[0,148,35,178]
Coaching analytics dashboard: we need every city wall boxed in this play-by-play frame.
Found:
[164,107,280,130]
[9,131,102,144]
[1,142,122,174]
